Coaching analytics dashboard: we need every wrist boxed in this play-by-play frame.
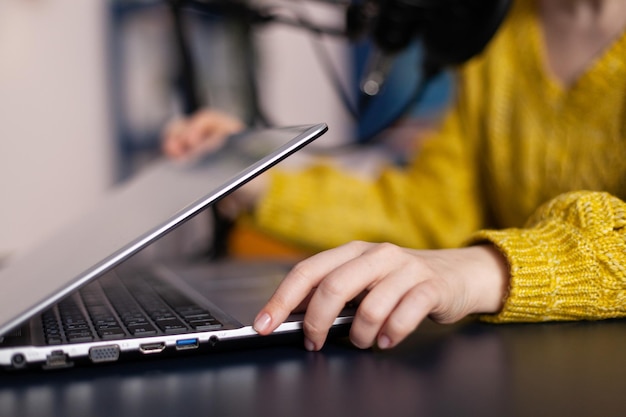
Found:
[466,244,510,314]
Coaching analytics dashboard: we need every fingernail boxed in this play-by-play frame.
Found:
[304,337,316,352]
[377,334,392,350]
[253,313,271,333]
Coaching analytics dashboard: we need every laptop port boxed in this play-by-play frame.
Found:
[11,353,26,369]
[89,345,121,363]
[43,350,73,370]
[175,338,199,351]
[139,342,166,355]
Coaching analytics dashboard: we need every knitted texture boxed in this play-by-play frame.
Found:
[249,0,626,321]
[471,191,626,322]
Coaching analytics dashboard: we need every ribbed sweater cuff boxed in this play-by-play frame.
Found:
[467,223,606,323]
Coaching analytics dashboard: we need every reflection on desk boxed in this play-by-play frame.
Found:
[1,318,626,417]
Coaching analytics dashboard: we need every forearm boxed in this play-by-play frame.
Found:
[252,148,485,253]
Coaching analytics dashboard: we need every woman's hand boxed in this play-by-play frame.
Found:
[162,109,245,159]
[253,241,509,351]
[162,109,266,217]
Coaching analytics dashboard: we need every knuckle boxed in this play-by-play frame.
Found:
[409,281,438,303]
[342,240,370,253]
[383,284,441,340]
[404,281,461,325]
[316,277,345,300]
[267,291,292,313]
[357,300,387,326]
[346,240,367,248]
[370,242,402,256]
[385,314,417,337]
[302,320,326,340]
[405,283,441,317]
[272,261,318,312]
[289,261,316,285]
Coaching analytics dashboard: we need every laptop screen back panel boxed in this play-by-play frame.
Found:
[0,124,327,337]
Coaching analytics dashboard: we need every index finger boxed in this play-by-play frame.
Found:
[252,241,372,335]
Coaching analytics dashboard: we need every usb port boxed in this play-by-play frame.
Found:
[175,338,199,351]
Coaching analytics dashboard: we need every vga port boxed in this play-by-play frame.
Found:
[89,345,120,363]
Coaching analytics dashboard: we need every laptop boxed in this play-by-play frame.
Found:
[0,123,354,371]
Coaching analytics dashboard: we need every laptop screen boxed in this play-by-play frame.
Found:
[0,124,327,336]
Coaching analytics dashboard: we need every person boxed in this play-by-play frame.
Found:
[162,0,626,352]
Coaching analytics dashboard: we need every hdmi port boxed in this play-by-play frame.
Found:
[139,342,166,354]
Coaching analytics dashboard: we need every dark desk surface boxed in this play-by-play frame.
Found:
[2,318,626,417]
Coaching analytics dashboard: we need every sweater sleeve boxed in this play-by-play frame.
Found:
[250,102,486,252]
[469,191,626,322]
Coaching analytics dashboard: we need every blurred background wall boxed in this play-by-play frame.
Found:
[0,1,114,263]
[0,0,452,266]
[0,0,353,265]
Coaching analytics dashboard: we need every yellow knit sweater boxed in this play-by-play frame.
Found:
[251,0,626,323]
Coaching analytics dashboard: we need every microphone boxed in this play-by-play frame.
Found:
[360,48,395,96]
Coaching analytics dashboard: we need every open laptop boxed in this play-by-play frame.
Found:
[0,123,354,371]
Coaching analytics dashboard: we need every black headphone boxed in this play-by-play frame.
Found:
[342,0,512,142]
[348,0,514,68]
[348,0,513,94]
[169,0,513,137]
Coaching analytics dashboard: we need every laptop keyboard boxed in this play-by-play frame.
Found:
[41,273,224,345]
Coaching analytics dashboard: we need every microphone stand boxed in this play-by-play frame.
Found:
[167,0,234,261]
[166,0,443,258]
[166,0,349,261]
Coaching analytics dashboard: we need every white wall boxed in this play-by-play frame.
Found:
[0,1,114,263]
[0,0,352,267]
[253,0,354,147]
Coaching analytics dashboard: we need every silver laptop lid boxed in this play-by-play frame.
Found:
[0,124,328,336]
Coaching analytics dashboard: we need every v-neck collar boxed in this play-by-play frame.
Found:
[523,0,626,100]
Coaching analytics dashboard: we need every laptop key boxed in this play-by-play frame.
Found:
[190,322,223,331]
[65,323,90,332]
[155,318,187,334]
[46,337,64,345]
[98,328,126,340]
[127,323,157,336]
[66,331,94,343]
[180,311,212,320]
